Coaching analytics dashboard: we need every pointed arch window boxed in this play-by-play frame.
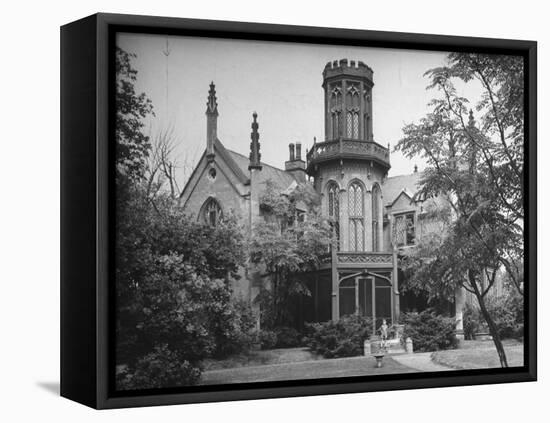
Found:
[327,182,340,249]
[330,86,342,139]
[201,198,223,227]
[372,184,381,251]
[348,182,365,251]
[346,86,360,139]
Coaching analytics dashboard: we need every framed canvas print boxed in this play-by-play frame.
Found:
[60,13,537,409]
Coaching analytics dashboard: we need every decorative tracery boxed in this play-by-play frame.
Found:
[348,181,365,251]
[372,183,381,251]
[346,85,360,139]
[330,86,342,139]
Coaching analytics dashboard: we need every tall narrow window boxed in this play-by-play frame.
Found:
[346,86,360,139]
[330,87,342,139]
[332,111,341,139]
[201,198,222,227]
[372,184,381,251]
[348,182,365,251]
[327,182,340,249]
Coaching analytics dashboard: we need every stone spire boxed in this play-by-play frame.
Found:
[248,112,262,171]
[206,82,218,159]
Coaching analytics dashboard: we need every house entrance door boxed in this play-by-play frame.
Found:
[339,276,393,332]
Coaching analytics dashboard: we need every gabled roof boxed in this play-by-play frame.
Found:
[178,137,250,205]
[226,149,298,192]
[213,138,249,185]
[382,172,422,207]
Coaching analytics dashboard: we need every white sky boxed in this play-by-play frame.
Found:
[117,33,485,183]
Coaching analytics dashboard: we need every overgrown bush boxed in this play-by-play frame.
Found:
[274,326,303,348]
[401,310,458,352]
[259,330,278,350]
[210,298,258,358]
[462,302,481,340]
[461,293,523,341]
[116,345,202,390]
[485,293,524,340]
[305,315,373,358]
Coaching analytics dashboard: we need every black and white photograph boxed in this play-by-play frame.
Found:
[113,32,527,391]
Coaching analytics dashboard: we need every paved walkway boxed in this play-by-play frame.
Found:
[391,352,456,372]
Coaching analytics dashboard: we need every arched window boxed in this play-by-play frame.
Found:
[346,86,360,139]
[348,181,365,251]
[330,87,342,139]
[201,197,222,227]
[372,184,381,251]
[327,182,340,249]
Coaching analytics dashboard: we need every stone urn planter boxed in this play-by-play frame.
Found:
[368,336,388,368]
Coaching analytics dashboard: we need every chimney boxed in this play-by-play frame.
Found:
[285,140,306,183]
[295,142,302,161]
[288,143,295,161]
[206,82,218,161]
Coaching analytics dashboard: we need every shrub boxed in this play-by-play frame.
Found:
[259,330,278,350]
[116,345,202,390]
[461,292,524,341]
[485,293,524,340]
[274,326,303,348]
[401,310,458,352]
[462,302,482,340]
[211,298,258,358]
[305,315,373,358]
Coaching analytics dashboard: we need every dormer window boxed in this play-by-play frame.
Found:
[393,212,416,247]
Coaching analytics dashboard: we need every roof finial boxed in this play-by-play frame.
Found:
[414,164,418,173]
[249,112,262,171]
[206,81,218,115]
[468,109,475,127]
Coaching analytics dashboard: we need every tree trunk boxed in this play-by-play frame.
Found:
[476,293,508,368]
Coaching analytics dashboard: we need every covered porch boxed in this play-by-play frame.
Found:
[319,250,399,332]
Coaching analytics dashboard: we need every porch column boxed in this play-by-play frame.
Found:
[455,287,466,340]
[331,244,339,321]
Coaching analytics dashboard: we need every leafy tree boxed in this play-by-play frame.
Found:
[115,47,154,183]
[250,180,332,328]
[113,48,251,388]
[116,189,251,386]
[395,53,525,367]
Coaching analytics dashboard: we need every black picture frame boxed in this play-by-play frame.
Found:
[60,12,537,409]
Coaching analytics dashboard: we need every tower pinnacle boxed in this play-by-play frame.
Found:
[249,112,262,171]
[206,82,218,159]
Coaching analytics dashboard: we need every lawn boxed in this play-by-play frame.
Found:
[431,339,524,369]
[200,354,417,385]
[202,348,320,371]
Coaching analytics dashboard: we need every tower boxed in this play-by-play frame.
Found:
[306,59,391,253]
[323,59,374,142]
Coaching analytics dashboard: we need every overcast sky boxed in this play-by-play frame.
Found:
[117,33,484,183]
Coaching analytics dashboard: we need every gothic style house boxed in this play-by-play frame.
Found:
[180,59,465,334]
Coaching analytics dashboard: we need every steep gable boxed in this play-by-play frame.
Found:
[382,172,421,207]
[179,138,250,211]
